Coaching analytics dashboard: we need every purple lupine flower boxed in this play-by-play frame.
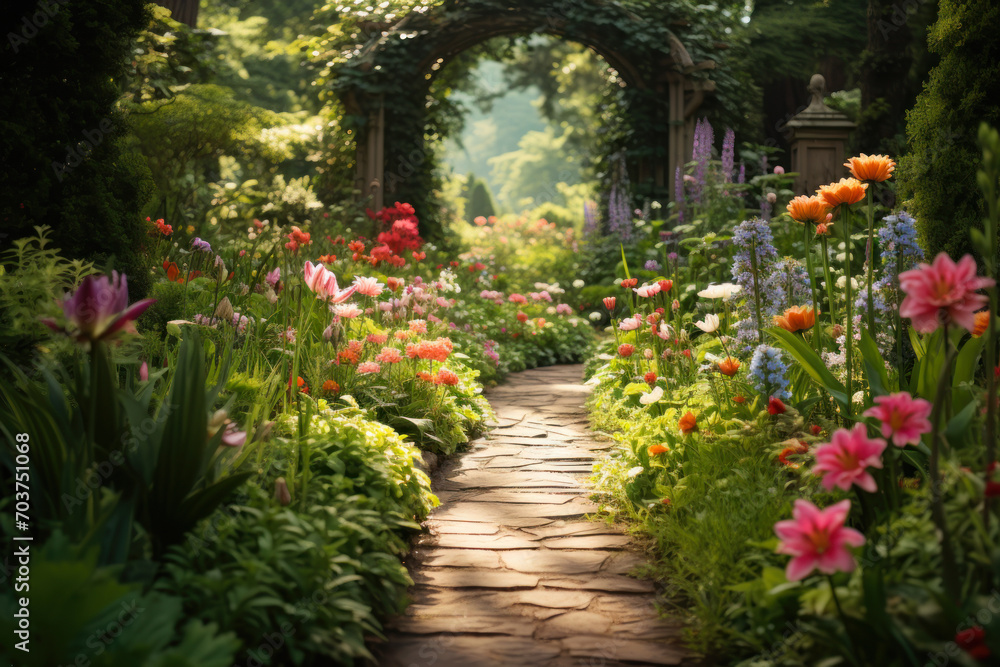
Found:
[721,128,735,183]
[691,118,714,204]
[192,237,212,253]
[608,181,633,242]
[583,200,599,238]
[731,219,783,353]
[41,272,155,346]
[738,162,746,185]
[644,260,662,272]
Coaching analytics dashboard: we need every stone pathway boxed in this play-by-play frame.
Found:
[376,365,696,667]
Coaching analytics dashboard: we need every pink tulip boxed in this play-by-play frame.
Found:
[634,283,662,298]
[774,499,865,581]
[863,392,932,447]
[42,272,155,346]
[618,316,642,331]
[812,423,886,492]
[303,261,356,303]
[899,253,994,333]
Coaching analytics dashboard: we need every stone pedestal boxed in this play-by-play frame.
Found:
[785,74,855,196]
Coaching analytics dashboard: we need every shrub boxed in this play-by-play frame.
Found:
[896,0,1000,261]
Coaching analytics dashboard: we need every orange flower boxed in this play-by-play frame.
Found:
[678,411,698,435]
[815,220,834,236]
[774,305,817,333]
[786,195,830,225]
[733,394,746,404]
[648,444,670,455]
[972,311,990,337]
[322,379,340,393]
[816,178,868,208]
[844,154,895,183]
[718,357,740,377]
[778,440,810,469]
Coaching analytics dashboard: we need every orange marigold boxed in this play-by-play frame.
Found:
[786,195,830,225]
[678,411,698,435]
[774,305,817,333]
[972,310,990,338]
[845,154,895,183]
[816,178,868,208]
[718,357,741,377]
[648,444,670,455]
[322,380,340,393]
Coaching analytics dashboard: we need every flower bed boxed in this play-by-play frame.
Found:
[0,204,593,666]
[584,127,1000,664]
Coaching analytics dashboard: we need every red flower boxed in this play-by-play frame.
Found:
[413,251,426,260]
[621,278,638,289]
[768,397,787,415]
[810,425,822,436]
[644,371,657,385]
[658,279,673,293]
[955,626,990,660]
[618,344,635,357]
[516,312,529,323]
[733,394,746,404]
[986,482,1000,498]
[603,296,616,311]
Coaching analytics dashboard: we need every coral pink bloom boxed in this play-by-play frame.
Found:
[774,499,865,581]
[333,303,362,319]
[367,332,388,345]
[899,253,994,333]
[863,392,932,447]
[357,361,381,374]
[375,347,404,364]
[352,276,384,297]
[812,424,886,492]
[603,296,616,310]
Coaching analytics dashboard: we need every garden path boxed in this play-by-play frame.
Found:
[376,365,696,667]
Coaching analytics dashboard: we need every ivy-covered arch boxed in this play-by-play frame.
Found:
[333,0,718,233]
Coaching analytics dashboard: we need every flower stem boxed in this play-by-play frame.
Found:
[804,221,821,352]
[821,235,837,330]
[929,323,960,601]
[865,187,877,334]
[842,206,855,418]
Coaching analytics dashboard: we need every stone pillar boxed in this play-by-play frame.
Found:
[784,74,856,196]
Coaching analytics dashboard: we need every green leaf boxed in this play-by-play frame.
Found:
[620,243,631,279]
[952,334,986,411]
[859,326,892,397]
[765,327,848,408]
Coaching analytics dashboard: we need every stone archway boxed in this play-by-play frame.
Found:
[337,1,716,214]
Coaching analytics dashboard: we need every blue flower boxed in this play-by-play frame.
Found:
[749,344,791,400]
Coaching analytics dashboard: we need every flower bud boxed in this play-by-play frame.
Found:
[274,477,291,506]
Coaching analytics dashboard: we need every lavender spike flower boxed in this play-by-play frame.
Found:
[721,128,735,183]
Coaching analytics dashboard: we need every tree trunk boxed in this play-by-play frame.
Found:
[157,0,198,27]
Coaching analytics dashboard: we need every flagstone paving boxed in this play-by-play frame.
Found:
[376,365,698,667]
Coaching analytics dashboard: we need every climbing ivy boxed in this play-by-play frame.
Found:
[299,0,754,237]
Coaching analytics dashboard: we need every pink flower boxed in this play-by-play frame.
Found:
[508,293,528,304]
[333,303,362,319]
[618,316,642,331]
[812,424,886,492]
[899,253,994,333]
[303,261,356,303]
[357,361,381,374]
[409,319,428,334]
[41,271,155,346]
[352,276,384,297]
[139,361,149,382]
[635,283,662,298]
[774,499,865,581]
[863,392,932,447]
[367,332,388,344]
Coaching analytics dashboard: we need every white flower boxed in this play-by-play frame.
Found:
[639,386,664,405]
[695,314,721,333]
[655,321,675,340]
[836,276,860,290]
[589,311,602,321]
[627,466,645,478]
[572,279,585,289]
[698,283,743,300]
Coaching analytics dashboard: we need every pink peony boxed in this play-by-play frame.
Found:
[333,303,362,319]
[774,499,864,581]
[812,423,886,492]
[863,392,932,447]
[899,253,994,333]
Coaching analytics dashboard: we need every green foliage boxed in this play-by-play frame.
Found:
[1,0,154,297]
[897,0,1000,261]
[126,84,285,227]
[0,532,239,667]
[159,407,437,666]
[464,174,498,222]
